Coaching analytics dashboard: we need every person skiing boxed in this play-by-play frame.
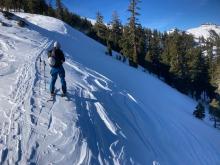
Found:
[48,41,67,97]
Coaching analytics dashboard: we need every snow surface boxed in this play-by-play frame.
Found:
[187,24,220,40]
[0,12,220,165]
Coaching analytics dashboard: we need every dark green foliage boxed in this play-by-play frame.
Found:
[109,11,123,52]
[125,0,141,67]
[209,99,220,128]
[119,0,142,67]
[25,0,48,14]
[214,58,220,93]
[0,1,4,9]
[119,26,132,56]
[145,29,162,76]
[106,40,112,56]
[47,3,55,17]
[136,25,146,66]
[161,31,194,94]
[55,0,64,19]
[94,12,107,44]
[207,35,220,95]
[193,102,205,119]
[188,48,208,99]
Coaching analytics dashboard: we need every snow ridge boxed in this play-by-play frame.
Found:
[187,24,220,39]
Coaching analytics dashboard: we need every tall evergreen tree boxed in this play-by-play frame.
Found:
[3,0,13,11]
[210,37,220,94]
[56,0,64,19]
[127,0,141,67]
[145,30,161,75]
[0,0,4,9]
[188,48,208,99]
[26,0,47,14]
[94,12,107,44]
[109,11,123,51]
[159,32,171,83]
[136,25,146,66]
[15,0,24,11]
[209,98,220,128]
[119,25,133,58]
[165,31,194,93]
[47,2,55,17]
[211,57,220,94]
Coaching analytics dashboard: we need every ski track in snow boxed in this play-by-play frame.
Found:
[0,37,51,164]
[0,12,220,165]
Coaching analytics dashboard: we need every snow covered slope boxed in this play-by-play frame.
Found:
[187,23,220,40]
[1,12,220,165]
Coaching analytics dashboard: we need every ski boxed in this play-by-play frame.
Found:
[61,92,71,101]
[47,89,59,102]
[47,94,55,102]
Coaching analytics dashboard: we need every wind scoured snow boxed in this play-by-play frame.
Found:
[0,12,220,165]
[16,13,68,34]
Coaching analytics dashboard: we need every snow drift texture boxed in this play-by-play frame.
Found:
[0,12,220,165]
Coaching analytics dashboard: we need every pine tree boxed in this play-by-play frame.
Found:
[56,0,64,19]
[145,29,161,75]
[94,12,107,44]
[47,2,55,17]
[119,25,133,58]
[79,18,93,34]
[159,32,171,84]
[165,31,194,93]
[109,11,123,51]
[211,37,220,94]
[0,0,4,9]
[3,0,13,11]
[136,25,146,66]
[193,102,205,119]
[161,32,172,66]
[211,57,220,94]
[216,38,220,58]
[206,40,215,79]
[188,48,208,99]
[209,98,220,128]
[15,0,24,11]
[26,0,47,14]
[127,0,141,67]
[106,39,112,56]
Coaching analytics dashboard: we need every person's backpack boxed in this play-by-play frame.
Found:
[48,49,56,67]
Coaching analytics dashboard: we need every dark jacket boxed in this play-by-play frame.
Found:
[48,48,65,68]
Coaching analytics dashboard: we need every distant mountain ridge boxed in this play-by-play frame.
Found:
[187,23,220,40]
[166,23,220,43]
[166,24,219,38]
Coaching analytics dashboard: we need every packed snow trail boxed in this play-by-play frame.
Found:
[0,12,220,165]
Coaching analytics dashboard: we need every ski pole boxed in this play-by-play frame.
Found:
[39,57,42,94]
[43,60,46,90]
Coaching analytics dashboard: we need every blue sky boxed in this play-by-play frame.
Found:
[62,0,220,32]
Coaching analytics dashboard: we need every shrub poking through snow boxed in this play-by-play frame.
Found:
[0,21,7,27]
[2,11,14,20]
[17,20,27,27]
[193,102,205,120]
